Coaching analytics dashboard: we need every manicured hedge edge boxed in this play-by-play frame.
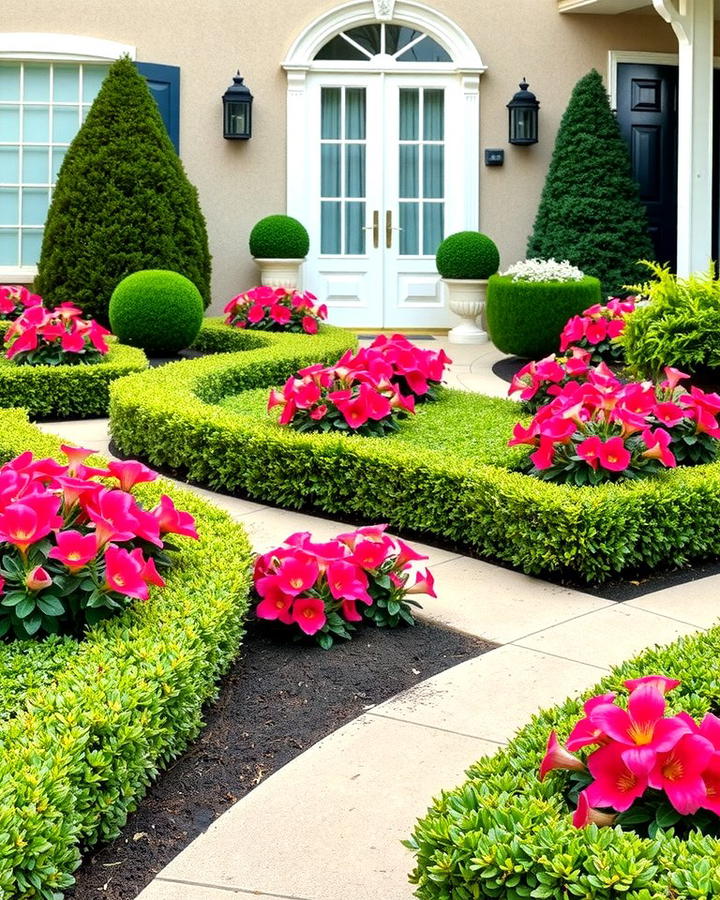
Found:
[110,321,720,583]
[0,334,148,419]
[408,625,720,899]
[0,408,252,898]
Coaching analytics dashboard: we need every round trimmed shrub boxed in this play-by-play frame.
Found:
[109,270,204,355]
[435,232,500,280]
[249,215,310,259]
[486,274,602,359]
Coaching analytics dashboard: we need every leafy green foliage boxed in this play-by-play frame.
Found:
[109,269,205,355]
[407,627,720,898]
[249,215,310,259]
[621,262,720,379]
[0,336,147,419]
[0,409,252,897]
[527,69,655,295]
[435,231,500,280]
[110,319,720,584]
[486,274,601,359]
[34,56,211,325]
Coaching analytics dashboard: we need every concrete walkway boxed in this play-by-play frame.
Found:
[34,337,720,900]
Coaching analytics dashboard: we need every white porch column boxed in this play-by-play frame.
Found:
[653,0,714,275]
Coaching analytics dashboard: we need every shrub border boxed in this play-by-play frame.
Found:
[407,624,720,898]
[109,318,720,584]
[0,408,252,897]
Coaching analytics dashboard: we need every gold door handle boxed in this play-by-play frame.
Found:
[363,210,380,249]
[385,210,402,248]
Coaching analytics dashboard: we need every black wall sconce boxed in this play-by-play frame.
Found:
[507,78,539,146]
[222,71,253,140]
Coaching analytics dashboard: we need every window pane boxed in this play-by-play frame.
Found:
[0,147,20,184]
[0,65,20,101]
[0,107,20,142]
[399,90,419,140]
[82,66,108,103]
[23,65,50,101]
[321,88,341,140]
[22,188,49,225]
[315,35,368,61]
[344,25,381,56]
[53,106,79,143]
[423,203,444,255]
[0,188,19,225]
[399,202,419,255]
[21,229,43,266]
[53,66,79,102]
[0,230,18,265]
[51,147,67,180]
[423,145,444,198]
[423,90,444,140]
[23,106,49,142]
[321,201,341,254]
[397,37,451,63]
[345,201,365,254]
[345,144,365,198]
[23,147,49,184]
[399,145,419,198]
[345,88,365,140]
[321,144,340,197]
[385,26,423,56]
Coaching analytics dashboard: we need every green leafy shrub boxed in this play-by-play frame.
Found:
[0,408,252,897]
[34,56,211,325]
[109,319,720,584]
[0,338,147,419]
[527,69,654,294]
[249,215,310,259]
[435,231,499,280]
[109,269,205,355]
[486,274,601,358]
[407,627,720,898]
[620,262,720,379]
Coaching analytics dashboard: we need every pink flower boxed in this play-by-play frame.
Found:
[0,498,63,553]
[405,569,436,597]
[597,437,631,473]
[662,366,690,391]
[107,460,157,492]
[653,402,685,427]
[302,316,319,334]
[61,444,95,476]
[86,489,143,546]
[151,494,199,539]
[585,742,648,812]
[566,693,617,751]
[585,319,608,345]
[270,304,292,325]
[538,731,586,780]
[256,583,295,624]
[103,544,149,600]
[25,565,52,592]
[351,539,388,570]
[624,676,681,696]
[49,530,98,572]
[572,790,618,829]
[326,559,371,603]
[292,595,327,635]
[247,303,266,324]
[576,435,602,470]
[641,428,676,467]
[274,553,320,596]
[648,734,714,814]
[530,437,556,470]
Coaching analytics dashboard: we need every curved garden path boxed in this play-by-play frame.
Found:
[36,338,720,900]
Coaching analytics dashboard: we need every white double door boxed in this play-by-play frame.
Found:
[302,72,467,329]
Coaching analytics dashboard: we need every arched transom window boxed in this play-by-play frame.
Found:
[314,24,451,63]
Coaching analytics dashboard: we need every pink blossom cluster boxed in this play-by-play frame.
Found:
[509,348,592,412]
[0,447,198,640]
[559,297,637,364]
[0,284,43,320]
[253,525,436,647]
[509,365,720,483]
[5,301,110,366]
[540,676,720,828]
[224,286,328,335]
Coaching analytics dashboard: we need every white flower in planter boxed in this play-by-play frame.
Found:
[503,258,586,283]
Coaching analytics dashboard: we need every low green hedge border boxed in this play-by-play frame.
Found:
[408,626,720,899]
[109,320,720,584]
[0,408,252,898]
[0,329,148,419]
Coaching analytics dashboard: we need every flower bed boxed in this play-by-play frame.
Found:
[109,321,720,584]
[407,626,720,898]
[0,408,252,897]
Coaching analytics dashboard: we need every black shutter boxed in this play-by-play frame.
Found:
[136,62,180,153]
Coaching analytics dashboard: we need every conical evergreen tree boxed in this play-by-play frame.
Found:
[527,69,654,295]
[35,56,211,324]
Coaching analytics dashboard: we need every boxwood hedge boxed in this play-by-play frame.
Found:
[109,318,720,584]
[0,408,252,898]
[407,625,720,899]
[0,323,147,419]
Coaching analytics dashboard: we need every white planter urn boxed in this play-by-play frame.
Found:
[443,278,489,344]
[253,258,305,290]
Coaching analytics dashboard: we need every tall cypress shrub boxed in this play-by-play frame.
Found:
[527,69,654,295]
[35,56,211,324]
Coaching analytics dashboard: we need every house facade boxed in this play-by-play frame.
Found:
[1,1,717,327]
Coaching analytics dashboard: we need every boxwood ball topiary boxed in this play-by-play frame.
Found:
[486,274,602,359]
[436,232,500,280]
[109,270,204,355]
[249,215,310,259]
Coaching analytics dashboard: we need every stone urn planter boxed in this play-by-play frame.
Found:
[249,215,309,292]
[435,231,500,345]
[253,257,304,290]
[443,278,489,344]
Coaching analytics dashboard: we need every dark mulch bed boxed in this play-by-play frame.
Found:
[68,618,494,899]
[492,355,527,384]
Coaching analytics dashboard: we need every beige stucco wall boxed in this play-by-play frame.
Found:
[1,1,698,314]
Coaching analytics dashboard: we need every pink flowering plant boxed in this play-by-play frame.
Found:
[0,284,43,321]
[353,334,452,402]
[4,302,111,366]
[539,676,720,838]
[223,285,328,335]
[253,525,436,648]
[509,347,592,413]
[0,447,198,640]
[559,297,637,365]
[509,364,720,485]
